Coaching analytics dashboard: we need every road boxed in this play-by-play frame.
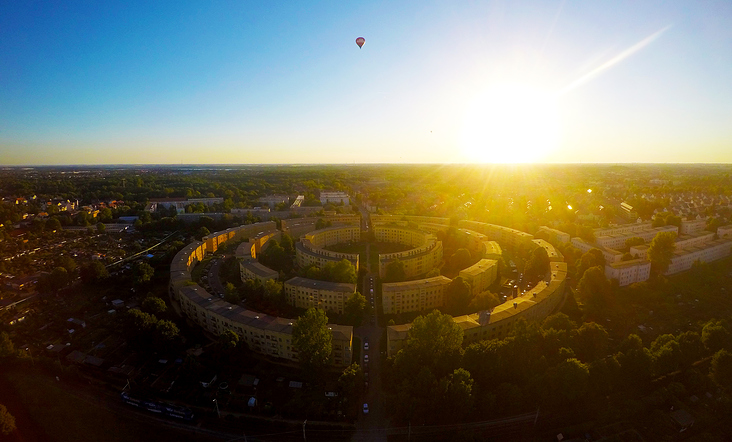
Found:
[208,255,227,298]
[351,271,388,442]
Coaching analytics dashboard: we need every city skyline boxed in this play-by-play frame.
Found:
[2,1,731,165]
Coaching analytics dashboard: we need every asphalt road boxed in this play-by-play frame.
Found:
[207,255,227,299]
[351,273,388,441]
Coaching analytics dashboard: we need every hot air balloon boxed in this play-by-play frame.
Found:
[356,37,365,49]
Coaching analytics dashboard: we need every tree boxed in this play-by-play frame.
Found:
[576,266,610,317]
[653,339,681,376]
[445,276,471,315]
[154,320,180,345]
[259,240,292,272]
[711,349,732,389]
[546,358,589,405]
[338,363,364,398]
[123,309,159,349]
[320,259,357,284]
[197,226,210,239]
[625,237,645,248]
[280,233,295,254]
[665,214,682,228]
[525,246,550,280]
[141,296,167,315]
[46,217,62,232]
[344,291,367,326]
[315,218,332,230]
[572,322,608,362]
[576,248,605,280]
[439,368,474,422]
[96,222,106,233]
[264,279,283,299]
[292,308,333,373]
[0,404,16,436]
[396,310,463,378]
[616,335,654,388]
[224,284,241,304]
[648,231,676,275]
[384,259,406,283]
[41,266,71,292]
[468,291,500,311]
[0,332,14,359]
[80,261,109,284]
[542,313,576,332]
[677,331,704,366]
[132,261,155,285]
[448,248,472,271]
[218,329,240,352]
[57,255,78,274]
[702,320,730,353]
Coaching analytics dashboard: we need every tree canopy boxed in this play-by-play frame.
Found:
[384,259,407,283]
[292,308,333,373]
[0,404,16,436]
[648,231,676,274]
[132,261,155,285]
[576,266,610,318]
[525,246,550,281]
[344,291,367,326]
[445,276,471,315]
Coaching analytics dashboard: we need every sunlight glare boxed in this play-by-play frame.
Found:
[461,83,560,163]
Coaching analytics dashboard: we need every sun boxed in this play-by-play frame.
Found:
[461,83,560,163]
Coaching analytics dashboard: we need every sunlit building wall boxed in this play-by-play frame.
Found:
[680,218,707,235]
[530,239,564,263]
[605,259,652,286]
[457,220,534,251]
[295,226,360,271]
[387,260,567,357]
[240,261,279,285]
[537,226,571,245]
[382,276,452,314]
[375,226,442,278]
[284,277,356,314]
[459,259,498,296]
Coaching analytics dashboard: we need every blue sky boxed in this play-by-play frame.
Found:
[1,1,731,164]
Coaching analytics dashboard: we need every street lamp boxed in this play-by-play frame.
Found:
[213,398,220,418]
[25,347,34,366]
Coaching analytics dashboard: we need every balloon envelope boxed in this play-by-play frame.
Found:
[356,37,365,48]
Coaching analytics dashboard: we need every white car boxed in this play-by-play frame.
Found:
[364,342,369,350]
[364,354,369,362]
[363,403,369,414]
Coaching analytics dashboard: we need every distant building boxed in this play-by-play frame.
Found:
[258,195,289,208]
[620,202,638,219]
[680,218,707,235]
[605,259,651,287]
[320,191,350,206]
[718,225,732,239]
[536,226,571,245]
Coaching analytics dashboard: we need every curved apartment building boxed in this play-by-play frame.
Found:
[295,226,360,271]
[169,222,353,368]
[386,220,567,357]
[375,226,443,279]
